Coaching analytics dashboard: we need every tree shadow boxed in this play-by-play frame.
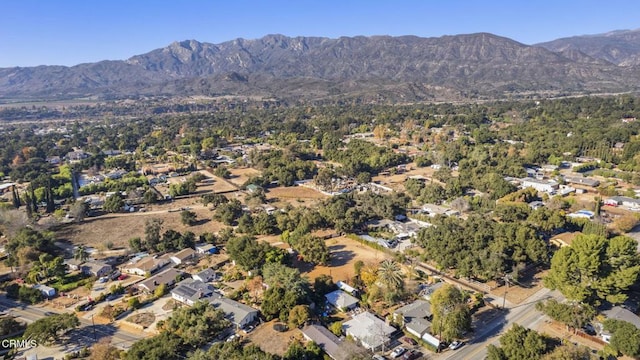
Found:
[192,218,211,226]
[329,250,355,267]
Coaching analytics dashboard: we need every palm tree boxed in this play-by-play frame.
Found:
[74,245,88,263]
[377,259,405,292]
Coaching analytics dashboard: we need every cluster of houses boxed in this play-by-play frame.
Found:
[302,280,447,358]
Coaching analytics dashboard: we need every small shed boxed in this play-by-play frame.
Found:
[33,284,56,297]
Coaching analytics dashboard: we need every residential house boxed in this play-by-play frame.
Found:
[171,278,216,306]
[170,248,196,265]
[342,311,396,351]
[137,268,183,293]
[195,243,218,255]
[209,296,258,328]
[81,261,112,278]
[33,284,56,297]
[122,256,170,276]
[419,282,445,301]
[64,259,84,271]
[601,306,640,343]
[393,300,432,338]
[528,201,545,210]
[301,324,350,360]
[606,196,640,210]
[564,175,600,188]
[421,204,459,218]
[325,290,359,311]
[192,268,218,283]
[519,178,559,194]
[66,150,89,162]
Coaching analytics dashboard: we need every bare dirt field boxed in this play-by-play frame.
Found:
[228,167,262,187]
[56,198,227,249]
[489,268,548,305]
[372,163,444,192]
[247,320,302,356]
[265,186,327,207]
[259,234,390,282]
[304,236,389,282]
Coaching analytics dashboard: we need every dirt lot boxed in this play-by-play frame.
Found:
[489,268,548,305]
[306,236,388,283]
[228,167,262,187]
[265,186,327,207]
[372,163,444,192]
[56,197,227,249]
[247,320,302,356]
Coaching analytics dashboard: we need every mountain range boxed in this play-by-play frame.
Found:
[2,30,640,102]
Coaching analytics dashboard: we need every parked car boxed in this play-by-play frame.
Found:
[117,274,128,281]
[401,336,418,346]
[241,325,255,334]
[449,341,465,350]
[226,334,239,342]
[372,355,387,360]
[402,350,422,360]
[582,324,596,335]
[390,347,406,358]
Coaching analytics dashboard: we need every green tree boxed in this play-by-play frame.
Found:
[226,236,270,271]
[377,259,405,293]
[329,321,343,336]
[214,199,243,225]
[143,189,159,204]
[430,284,471,343]
[544,234,640,305]
[103,193,124,213]
[23,313,79,345]
[144,218,164,252]
[180,210,197,226]
[603,319,640,358]
[74,245,89,262]
[535,299,595,333]
[490,324,547,360]
[288,305,311,329]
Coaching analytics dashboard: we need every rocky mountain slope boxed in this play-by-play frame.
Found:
[1,32,639,102]
[537,29,640,66]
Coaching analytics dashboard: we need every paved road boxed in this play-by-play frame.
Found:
[434,287,561,360]
[0,296,143,350]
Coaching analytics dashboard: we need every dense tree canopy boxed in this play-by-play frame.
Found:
[544,234,640,305]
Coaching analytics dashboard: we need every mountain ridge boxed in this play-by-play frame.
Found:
[1,32,639,102]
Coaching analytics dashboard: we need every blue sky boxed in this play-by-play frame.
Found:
[2,0,639,67]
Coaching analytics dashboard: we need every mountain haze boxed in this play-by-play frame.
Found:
[1,32,639,102]
[537,29,640,66]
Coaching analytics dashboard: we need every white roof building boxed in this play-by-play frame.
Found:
[342,311,396,351]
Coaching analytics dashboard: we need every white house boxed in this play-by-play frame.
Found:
[122,256,170,276]
[519,178,559,194]
[325,290,359,311]
[33,284,56,297]
[195,244,218,255]
[170,248,196,265]
[342,311,396,351]
[192,268,218,283]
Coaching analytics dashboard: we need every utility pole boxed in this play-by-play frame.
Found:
[91,314,97,342]
[502,274,511,310]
